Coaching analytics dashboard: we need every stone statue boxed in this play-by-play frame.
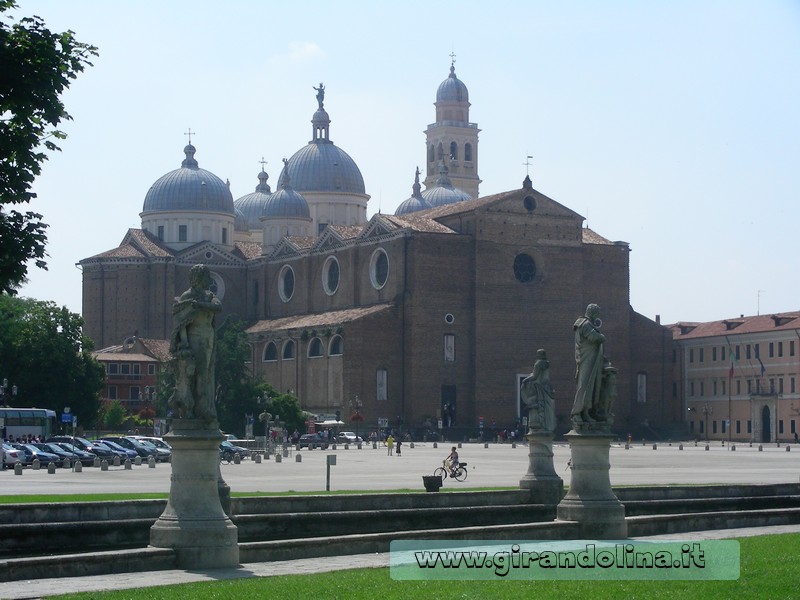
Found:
[313,82,325,109]
[168,264,221,422]
[571,303,607,426]
[520,349,556,433]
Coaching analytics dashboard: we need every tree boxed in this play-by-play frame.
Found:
[214,316,259,435]
[0,1,97,293]
[103,400,126,431]
[0,294,105,428]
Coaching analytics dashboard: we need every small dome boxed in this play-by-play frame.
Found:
[142,144,234,214]
[234,169,272,229]
[263,163,310,219]
[234,208,249,232]
[395,167,431,215]
[421,162,472,208]
[436,63,469,103]
[281,142,365,195]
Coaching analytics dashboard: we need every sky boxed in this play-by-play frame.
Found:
[10,0,800,326]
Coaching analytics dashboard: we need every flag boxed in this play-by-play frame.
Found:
[758,357,766,376]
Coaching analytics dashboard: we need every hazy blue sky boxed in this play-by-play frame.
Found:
[12,0,800,326]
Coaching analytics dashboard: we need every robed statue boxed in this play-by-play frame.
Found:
[520,349,556,433]
[169,264,221,422]
[571,303,616,429]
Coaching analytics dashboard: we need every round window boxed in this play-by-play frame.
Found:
[513,253,536,283]
[279,265,295,302]
[444,313,455,324]
[523,195,536,211]
[369,248,389,290]
[209,271,225,300]
[322,256,340,295]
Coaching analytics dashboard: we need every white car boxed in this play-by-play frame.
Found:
[336,431,363,444]
[2,443,22,468]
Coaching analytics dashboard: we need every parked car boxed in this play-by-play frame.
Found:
[135,439,171,462]
[47,436,116,459]
[2,443,23,467]
[128,436,172,458]
[92,440,135,460]
[33,442,76,464]
[99,436,157,460]
[52,442,97,466]
[297,433,329,449]
[219,440,251,461]
[13,443,63,467]
[335,431,363,444]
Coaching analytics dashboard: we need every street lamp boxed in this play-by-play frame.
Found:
[688,404,713,442]
[1,378,18,407]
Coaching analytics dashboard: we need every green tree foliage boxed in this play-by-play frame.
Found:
[214,316,259,435]
[103,400,126,431]
[0,1,97,293]
[262,387,307,435]
[0,294,104,427]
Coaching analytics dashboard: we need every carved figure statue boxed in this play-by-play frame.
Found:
[571,303,606,425]
[313,82,325,109]
[169,264,222,421]
[520,349,556,433]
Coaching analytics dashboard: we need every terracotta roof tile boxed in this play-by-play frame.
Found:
[582,228,614,245]
[246,303,394,334]
[668,311,800,340]
[234,241,262,260]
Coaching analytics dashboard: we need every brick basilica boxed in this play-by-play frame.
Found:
[80,63,673,436]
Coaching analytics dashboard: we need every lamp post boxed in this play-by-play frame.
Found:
[349,395,363,441]
[1,378,18,407]
[688,403,713,442]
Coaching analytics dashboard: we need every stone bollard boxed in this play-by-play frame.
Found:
[94,457,100,468]
[14,462,23,475]
[32,458,40,470]
[63,457,71,469]
[113,456,121,467]
[254,453,262,463]
[296,444,301,452]
[283,448,289,457]
[135,455,142,466]
[332,444,337,450]
[652,444,657,450]
[668,440,672,446]
[758,444,763,451]
[296,453,302,463]
[373,442,378,449]
[484,442,489,448]
[358,443,362,449]
[625,443,630,449]
[643,440,647,446]
[101,460,109,471]
[344,444,349,450]
[694,440,697,447]
[458,442,462,448]
[148,456,156,468]
[47,462,56,474]
[705,444,709,451]
[787,446,791,452]
[511,442,517,449]
[679,443,684,450]
[750,442,753,447]
[731,445,736,451]
[275,453,282,463]
[433,442,438,449]
[234,454,241,464]
[410,442,415,449]
[75,461,82,472]
[124,459,132,470]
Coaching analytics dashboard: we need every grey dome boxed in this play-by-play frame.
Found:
[436,64,469,103]
[263,166,310,219]
[395,167,431,215]
[234,208,248,232]
[421,162,472,207]
[281,141,365,195]
[234,169,272,229]
[142,145,234,214]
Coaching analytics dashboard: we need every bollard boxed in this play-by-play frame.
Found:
[625,443,630,449]
[47,462,56,474]
[254,453,262,464]
[731,445,736,451]
[94,457,100,468]
[668,439,672,446]
[148,456,156,468]
[296,444,301,452]
[32,458,40,470]
[283,448,289,457]
[344,444,349,450]
[113,456,121,467]
[296,453,302,463]
[750,442,753,447]
[652,444,657,450]
[410,442,415,449]
[433,442,438,449]
[705,444,709,451]
[75,461,82,473]
[63,457,71,469]
[694,441,698,447]
[275,453,282,463]
[135,455,142,466]
[124,459,132,470]
[777,442,781,448]
[458,442,462,448]
[358,443,362,449]
[787,446,791,452]
[679,443,683,450]
[14,462,23,475]
[332,444,337,450]
[101,460,108,471]
[234,454,241,464]
[511,442,517,449]
[758,444,763,451]
[484,443,489,449]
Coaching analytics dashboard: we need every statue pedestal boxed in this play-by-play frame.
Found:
[519,432,564,504]
[556,430,626,539]
[150,421,239,568]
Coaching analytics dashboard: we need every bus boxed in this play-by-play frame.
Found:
[0,407,58,441]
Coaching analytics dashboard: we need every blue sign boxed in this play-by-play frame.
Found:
[61,413,72,423]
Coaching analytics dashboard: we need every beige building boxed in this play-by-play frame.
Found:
[671,312,800,442]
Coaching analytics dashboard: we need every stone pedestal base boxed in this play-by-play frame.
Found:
[556,431,626,539]
[519,432,564,505]
[150,421,239,568]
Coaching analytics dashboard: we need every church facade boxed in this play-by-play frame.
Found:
[80,63,672,437]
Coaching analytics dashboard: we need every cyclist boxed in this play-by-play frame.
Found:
[445,446,460,476]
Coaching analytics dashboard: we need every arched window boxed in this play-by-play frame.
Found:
[329,335,343,356]
[428,144,435,163]
[450,141,458,160]
[437,142,444,160]
[263,342,277,362]
[464,143,473,162]
[308,337,323,358]
[282,340,296,360]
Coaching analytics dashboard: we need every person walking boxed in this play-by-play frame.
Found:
[386,434,394,456]
[396,438,402,456]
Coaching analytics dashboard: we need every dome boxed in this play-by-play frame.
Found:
[263,163,310,219]
[142,145,234,215]
[436,63,469,103]
[421,162,472,208]
[281,141,365,195]
[234,169,272,229]
[395,167,431,215]
[234,208,249,232]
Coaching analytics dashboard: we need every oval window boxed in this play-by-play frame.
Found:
[370,248,389,290]
[322,256,340,295]
[513,253,536,283]
[279,265,295,302]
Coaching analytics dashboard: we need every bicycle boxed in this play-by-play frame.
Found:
[434,460,468,482]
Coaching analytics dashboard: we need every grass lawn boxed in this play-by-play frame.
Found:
[47,533,799,600]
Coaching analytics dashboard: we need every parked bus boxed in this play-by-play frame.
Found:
[0,408,58,441]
